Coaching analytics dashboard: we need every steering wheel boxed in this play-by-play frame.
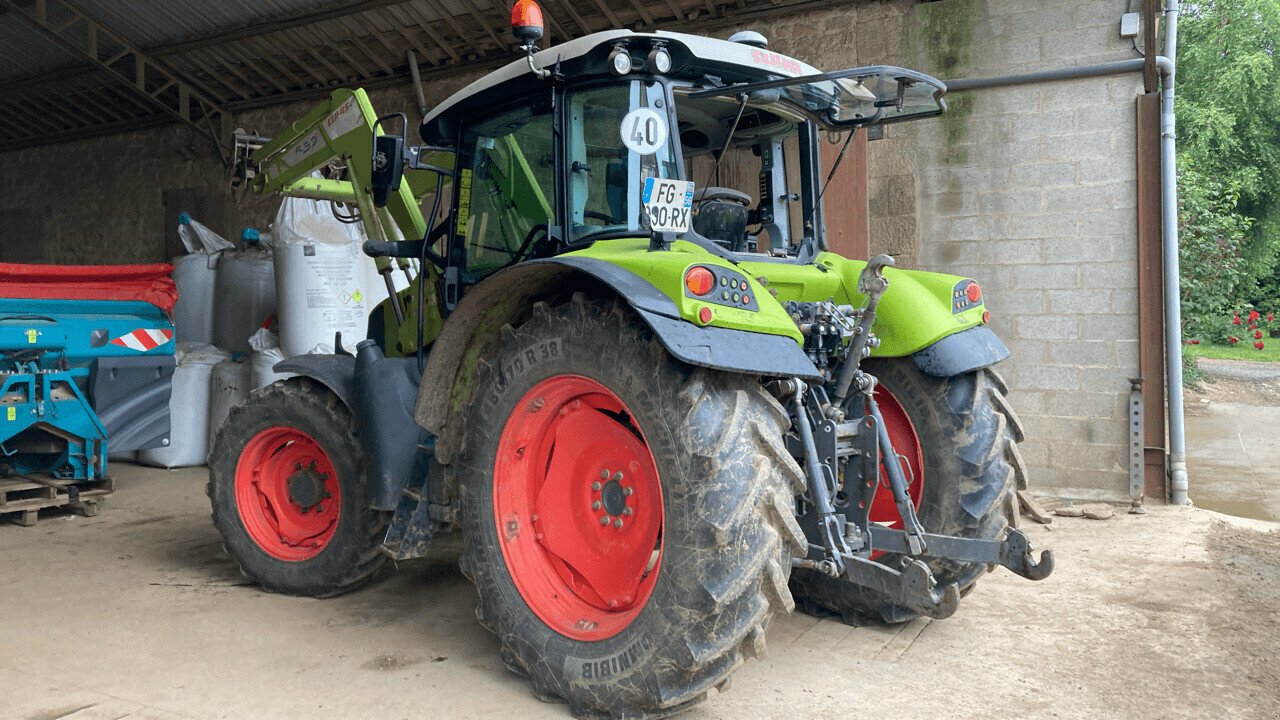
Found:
[582,210,619,226]
[503,223,548,268]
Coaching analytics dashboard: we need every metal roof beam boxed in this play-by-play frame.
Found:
[150,0,420,58]
[0,0,229,160]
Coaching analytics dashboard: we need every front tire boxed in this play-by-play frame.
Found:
[457,295,805,718]
[207,379,389,597]
[789,358,1023,625]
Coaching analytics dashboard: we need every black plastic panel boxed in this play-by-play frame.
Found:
[90,355,176,452]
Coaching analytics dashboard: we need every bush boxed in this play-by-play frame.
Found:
[1179,167,1255,341]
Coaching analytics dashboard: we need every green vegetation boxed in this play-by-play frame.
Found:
[1178,1,1280,337]
[1185,340,1280,363]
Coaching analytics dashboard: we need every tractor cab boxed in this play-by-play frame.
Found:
[399,25,946,285]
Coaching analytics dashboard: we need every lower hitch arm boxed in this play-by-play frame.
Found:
[869,525,1055,581]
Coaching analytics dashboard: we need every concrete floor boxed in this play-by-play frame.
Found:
[2,464,1279,720]
[1185,360,1280,522]
[1185,400,1280,521]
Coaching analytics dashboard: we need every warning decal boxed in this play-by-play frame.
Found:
[110,328,174,352]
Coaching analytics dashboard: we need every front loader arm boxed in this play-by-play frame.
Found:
[240,88,451,355]
[247,88,435,244]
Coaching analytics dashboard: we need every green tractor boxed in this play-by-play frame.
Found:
[212,3,1052,716]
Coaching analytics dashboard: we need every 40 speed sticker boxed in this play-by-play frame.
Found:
[642,177,694,234]
[620,107,667,155]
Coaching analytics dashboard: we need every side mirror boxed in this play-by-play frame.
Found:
[371,113,410,207]
[371,133,405,208]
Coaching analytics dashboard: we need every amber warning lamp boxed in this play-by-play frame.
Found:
[511,0,544,48]
[511,0,551,78]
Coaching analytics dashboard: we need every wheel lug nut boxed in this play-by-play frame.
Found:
[310,461,317,469]
[600,469,610,479]
[607,599,618,608]
[323,492,331,499]
[591,500,601,510]
[600,516,609,525]
[613,518,624,529]
[315,504,324,513]
[622,487,633,497]
[591,481,602,491]
[613,471,624,481]
[295,463,303,470]
[622,507,633,516]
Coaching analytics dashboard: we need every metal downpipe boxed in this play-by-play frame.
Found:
[1160,0,1190,505]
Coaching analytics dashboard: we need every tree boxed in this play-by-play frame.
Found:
[1177,0,1280,325]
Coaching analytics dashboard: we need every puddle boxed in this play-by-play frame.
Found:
[1193,497,1277,523]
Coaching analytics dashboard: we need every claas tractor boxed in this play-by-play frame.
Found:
[212,3,1052,716]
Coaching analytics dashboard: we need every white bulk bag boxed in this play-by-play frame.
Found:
[213,247,276,353]
[171,252,217,344]
[138,343,228,469]
[248,328,295,389]
[208,356,252,449]
[273,196,382,357]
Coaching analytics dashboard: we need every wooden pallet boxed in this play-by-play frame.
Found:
[1,475,115,526]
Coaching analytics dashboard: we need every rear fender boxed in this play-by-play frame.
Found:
[415,259,820,464]
[911,326,1009,378]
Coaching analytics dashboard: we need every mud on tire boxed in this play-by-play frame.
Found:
[456,295,806,718]
[789,358,1025,626]
[207,379,389,598]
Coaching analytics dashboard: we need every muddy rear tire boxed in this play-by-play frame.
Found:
[789,358,1023,625]
[456,295,805,718]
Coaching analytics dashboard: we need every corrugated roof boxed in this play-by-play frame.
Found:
[0,0,853,152]
[0,16,79,82]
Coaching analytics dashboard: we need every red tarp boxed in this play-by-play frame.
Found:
[0,263,177,314]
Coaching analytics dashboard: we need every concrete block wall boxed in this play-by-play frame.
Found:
[770,0,1144,499]
[0,0,1146,499]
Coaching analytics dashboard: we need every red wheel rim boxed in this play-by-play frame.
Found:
[234,426,342,562]
[868,386,924,558]
[494,375,663,641]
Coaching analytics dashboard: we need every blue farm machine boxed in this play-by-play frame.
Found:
[0,263,175,524]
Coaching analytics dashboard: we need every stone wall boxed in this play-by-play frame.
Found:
[0,74,483,264]
[0,0,1146,499]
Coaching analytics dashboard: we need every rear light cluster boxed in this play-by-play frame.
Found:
[685,265,760,323]
[951,279,983,314]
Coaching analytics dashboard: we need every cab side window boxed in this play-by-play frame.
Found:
[457,103,555,278]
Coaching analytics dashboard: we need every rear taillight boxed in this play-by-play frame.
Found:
[684,266,715,296]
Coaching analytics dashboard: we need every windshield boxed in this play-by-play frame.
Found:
[567,81,682,244]
[689,65,946,129]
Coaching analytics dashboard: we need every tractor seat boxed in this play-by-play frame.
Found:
[692,187,751,251]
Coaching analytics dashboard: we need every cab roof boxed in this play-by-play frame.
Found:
[420,29,822,145]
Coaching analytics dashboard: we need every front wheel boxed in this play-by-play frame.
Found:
[789,358,1023,625]
[457,295,805,718]
[207,379,389,597]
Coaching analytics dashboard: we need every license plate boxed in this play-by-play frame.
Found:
[642,178,695,234]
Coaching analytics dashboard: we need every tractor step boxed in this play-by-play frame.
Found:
[1,475,114,526]
[380,443,438,561]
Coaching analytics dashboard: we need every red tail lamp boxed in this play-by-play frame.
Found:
[685,266,715,296]
[511,0,545,46]
[965,281,982,304]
